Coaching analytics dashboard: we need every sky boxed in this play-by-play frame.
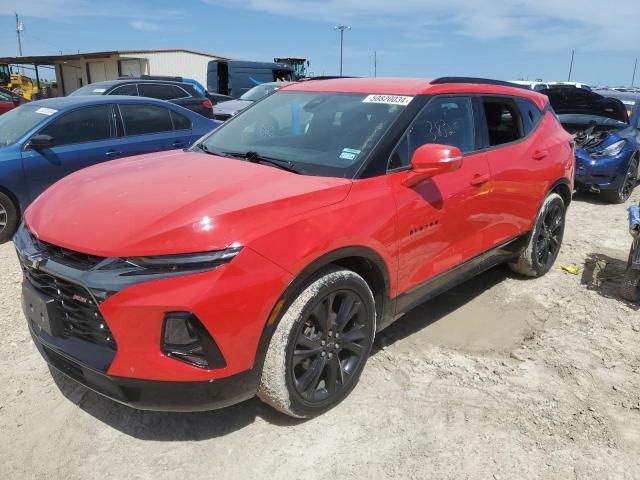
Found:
[0,0,639,85]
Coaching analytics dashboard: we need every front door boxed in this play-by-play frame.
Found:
[21,104,116,201]
[389,95,493,297]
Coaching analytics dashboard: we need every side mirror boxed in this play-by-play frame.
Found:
[402,144,463,187]
[29,135,55,150]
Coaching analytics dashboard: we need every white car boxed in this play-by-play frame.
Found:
[509,80,550,91]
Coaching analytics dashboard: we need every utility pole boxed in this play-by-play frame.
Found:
[632,58,638,87]
[334,25,351,76]
[15,12,24,56]
[568,49,575,81]
[374,50,377,77]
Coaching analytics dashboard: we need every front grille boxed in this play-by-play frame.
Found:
[23,266,117,350]
[30,234,104,270]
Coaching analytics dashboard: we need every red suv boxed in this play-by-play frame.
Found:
[17,77,574,417]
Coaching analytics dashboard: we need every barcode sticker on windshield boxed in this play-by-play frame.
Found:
[363,94,413,106]
[35,107,57,116]
[93,88,106,93]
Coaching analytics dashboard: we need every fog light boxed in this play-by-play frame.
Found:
[162,313,226,369]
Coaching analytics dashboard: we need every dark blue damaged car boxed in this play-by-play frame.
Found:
[542,86,640,203]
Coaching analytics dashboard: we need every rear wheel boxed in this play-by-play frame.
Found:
[258,267,376,418]
[601,158,638,204]
[0,191,19,244]
[508,193,565,277]
[619,269,640,302]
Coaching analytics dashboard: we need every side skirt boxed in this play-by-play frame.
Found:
[380,233,530,330]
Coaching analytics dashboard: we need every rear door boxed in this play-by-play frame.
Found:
[479,96,551,245]
[115,103,194,157]
[21,104,117,200]
[389,95,493,296]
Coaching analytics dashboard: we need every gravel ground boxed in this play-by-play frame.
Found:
[1,190,639,480]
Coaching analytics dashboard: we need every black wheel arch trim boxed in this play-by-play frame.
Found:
[253,246,392,373]
[548,177,573,208]
[0,185,21,215]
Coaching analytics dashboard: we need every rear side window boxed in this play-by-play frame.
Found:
[389,96,475,170]
[482,99,523,146]
[138,83,176,100]
[515,98,543,135]
[110,84,139,96]
[171,85,189,98]
[120,104,173,136]
[40,106,113,146]
[170,110,191,130]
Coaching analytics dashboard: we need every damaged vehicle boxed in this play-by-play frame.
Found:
[542,86,640,203]
[620,202,640,302]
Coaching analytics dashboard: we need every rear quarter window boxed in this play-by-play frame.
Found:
[515,97,543,135]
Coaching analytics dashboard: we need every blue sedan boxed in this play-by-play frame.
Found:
[543,86,640,203]
[0,96,219,242]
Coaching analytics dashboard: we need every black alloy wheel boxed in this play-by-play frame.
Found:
[603,159,638,204]
[535,201,564,270]
[621,160,639,201]
[290,289,371,405]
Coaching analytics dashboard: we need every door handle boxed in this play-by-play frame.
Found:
[532,150,548,160]
[470,173,490,186]
[171,141,185,148]
[105,150,122,158]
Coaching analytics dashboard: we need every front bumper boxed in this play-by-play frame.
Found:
[30,325,258,411]
[15,224,292,409]
[575,149,631,191]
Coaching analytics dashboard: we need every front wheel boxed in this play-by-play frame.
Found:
[508,192,566,277]
[601,158,638,204]
[0,191,19,244]
[258,267,376,418]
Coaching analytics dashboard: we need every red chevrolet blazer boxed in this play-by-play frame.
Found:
[16,77,574,417]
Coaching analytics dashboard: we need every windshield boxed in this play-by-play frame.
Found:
[196,91,409,177]
[69,84,108,96]
[0,104,53,147]
[240,83,285,101]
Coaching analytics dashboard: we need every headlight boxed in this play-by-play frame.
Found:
[125,247,242,272]
[591,139,626,158]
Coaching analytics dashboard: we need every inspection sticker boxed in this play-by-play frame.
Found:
[339,148,361,161]
[362,94,413,106]
[93,88,107,93]
[35,107,57,116]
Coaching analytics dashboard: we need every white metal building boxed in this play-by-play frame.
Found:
[0,49,231,95]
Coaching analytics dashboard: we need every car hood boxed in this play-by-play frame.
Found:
[213,99,253,116]
[25,150,352,257]
[541,87,628,124]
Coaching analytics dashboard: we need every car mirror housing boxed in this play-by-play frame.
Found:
[29,135,55,150]
[402,144,463,187]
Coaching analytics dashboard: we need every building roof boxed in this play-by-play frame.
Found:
[0,49,232,65]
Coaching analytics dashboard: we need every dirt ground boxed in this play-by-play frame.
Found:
[1,190,639,480]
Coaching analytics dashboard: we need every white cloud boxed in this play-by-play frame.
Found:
[201,0,640,51]
[129,20,161,31]
[2,0,183,20]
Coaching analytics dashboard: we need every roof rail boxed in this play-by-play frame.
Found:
[430,77,529,90]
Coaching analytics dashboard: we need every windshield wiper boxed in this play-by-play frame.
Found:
[194,143,217,155]
[221,151,302,174]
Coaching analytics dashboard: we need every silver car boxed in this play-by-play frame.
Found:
[213,82,290,121]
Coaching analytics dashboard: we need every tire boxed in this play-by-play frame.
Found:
[508,192,565,277]
[258,266,376,418]
[0,191,19,244]
[619,269,640,302]
[601,158,638,204]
